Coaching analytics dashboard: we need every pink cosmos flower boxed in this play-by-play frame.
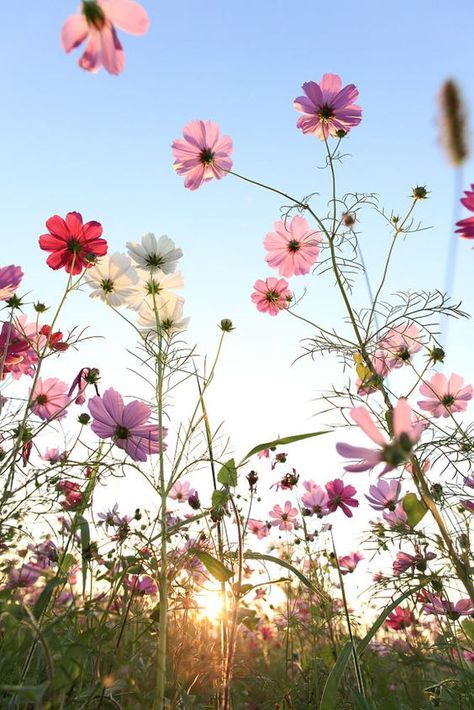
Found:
[61,0,149,75]
[88,387,166,462]
[263,216,321,277]
[338,551,364,575]
[247,518,270,540]
[30,378,70,421]
[365,479,401,511]
[417,372,473,418]
[385,606,414,631]
[423,596,474,620]
[172,120,233,191]
[393,549,436,576]
[169,480,195,503]
[39,212,107,276]
[41,448,67,464]
[455,184,474,240]
[301,484,329,517]
[0,322,37,380]
[257,448,270,459]
[269,501,298,531]
[8,563,43,588]
[336,399,423,476]
[325,479,359,518]
[293,74,362,140]
[377,323,423,371]
[124,574,158,595]
[0,265,23,301]
[251,277,292,316]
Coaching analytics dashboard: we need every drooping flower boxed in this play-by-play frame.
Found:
[325,479,359,518]
[88,387,166,462]
[172,120,233,191]
[423,596,474,620]
[68,367,100,405]
[126,234,183,274]
[263,216,321,277]
[247,519,270,540]
[0,265,23,301]
[38,325,69,352]
[293,74,362,140]
[338,551,364,575]
[455,184,474,240]
[365,479,401,511]
[301,484,329,517]
[336,399,423,476]
[385,606,415,631]
[30,378,70,420]
[85,252,139,306]
[251,277,292,316]
[269,501,298,531]
[124,268,184,311]
[39,212,107,275]
[417,372,473,418]
[61,0,149,75]
[376,323,423,371]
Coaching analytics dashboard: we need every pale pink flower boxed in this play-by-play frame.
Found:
[30,378,70,421]
[417,372,473,418]
[172,120,233,191]
[169,480,195,503]
[0,265,23,301]
[61,0,149,75]
[301,485,329,517]
[325,479,358,518]
[423,596,474,620]
[338,551,363,575]
[336,399,423,476]
[88,388,167,462]
[247,519,270,539]
[269,501,298,531]
[365,479,401,511]
[251,277,292,316]
[455,184,474,241]
[41,448,66,464]
[293,74,362,140]
[263,216,321,277]
[377,323,423,371]
[257,448,270,459]
[383,503,409,530]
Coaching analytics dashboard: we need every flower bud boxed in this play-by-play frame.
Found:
[78,413,91,425]
[412,186,429,200]
[34,301,47,313]
[219,318,235,332]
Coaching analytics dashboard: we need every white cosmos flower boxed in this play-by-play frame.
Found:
[138,298,189,337]
[85,253,139,307]
[126,233,183,273]
[124,268,184,311]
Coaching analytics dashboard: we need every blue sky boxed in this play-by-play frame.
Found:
[1,1,473,566]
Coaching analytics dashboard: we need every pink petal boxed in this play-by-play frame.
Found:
[393,399,412,437]
[79,32,102,73]
[101,0,150,35]
[61,14,89,52]
[100,23,125,75]
[350,407,386,446]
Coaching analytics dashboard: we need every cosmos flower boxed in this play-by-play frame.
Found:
[293,73,362,140]
[30,378,70,420]
[263,215,321,277]
[169,480,195,503]
[39,211,107,275]
[455,184,474,240]
[85,252,139,306]
[251,277,292,316]
[61,0,149,75]
[247,519,270,539]
[365,479,401,511]
[124,268,184,311]
[385,606,415,631]
[269,501,298,531]
[336,399,423,476]
[0,265,23,301]
[0,322,37,380]
[172,120,233,191]
[126,234,183,273]
[417,372,473,418]
[137,298,189,337]
[88,387,167,462]
[124,574,158,595]
[376,323,423,371]
[325,479,359,518]
[301,484,329,517]
[423,596,474,620]
[338,551,364,575]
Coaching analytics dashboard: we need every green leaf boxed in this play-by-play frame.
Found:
[402,492,427,528]
[462,619,474,643]
[241,431,327,463]
[217,458,238,487]
[33,577,66,619]
[212,489,229,507]
[77,515,90,593]
[58,553,76,576]
[319,642,352,710]
[192,550,234,582]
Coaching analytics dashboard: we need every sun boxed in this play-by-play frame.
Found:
[194,588,226,623]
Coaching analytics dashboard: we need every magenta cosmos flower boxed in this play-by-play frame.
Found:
[172,120,233,191]
[0,265,23,301]
[336,399,423,476]
[39,212,107,276]
[251,277,292,316]
[417,372,473,418]
[61,0,149,75]
[88,387,166,462]
[325,479,359,518]
[31,378,70,421]
[269,501,298,531]
[455,184,474,240]
[423,596,474,620]
[293,74,362,140]
[264,215,321,277]
[385,606,414,631]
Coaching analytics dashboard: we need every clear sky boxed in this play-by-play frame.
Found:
[1,1,473,581]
